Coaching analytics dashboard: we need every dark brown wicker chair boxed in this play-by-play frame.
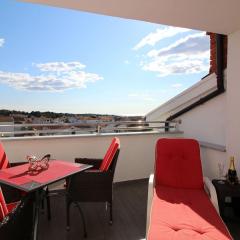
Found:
[0,194,34,240]
[66,138,120,237]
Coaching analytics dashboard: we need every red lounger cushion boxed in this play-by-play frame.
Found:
[148,186,232,240]
[155,139,204,189]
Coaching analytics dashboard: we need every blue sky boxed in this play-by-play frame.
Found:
[0,0,210,115]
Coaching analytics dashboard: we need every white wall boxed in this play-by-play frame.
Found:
[226,29,240,174]
[176,93,226,145]
[0,132,182,182]
[178,91,227,178]
[200,147,226,179]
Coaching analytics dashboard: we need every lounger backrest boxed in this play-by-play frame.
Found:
[0,143,9,170]
[155,138,204,189]
[100,137,120,171]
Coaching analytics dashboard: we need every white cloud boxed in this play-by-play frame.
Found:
[0,38,5,47]
[124,60,130,64]
[171,83,183,88]
[0,61,103,91]
[133,26,191,50]
[35,61,86,73]
[148,32,208,57]
[141,32,210,76]
[128,92,155,102]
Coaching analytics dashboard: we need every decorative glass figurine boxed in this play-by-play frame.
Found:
[27,154,51,173]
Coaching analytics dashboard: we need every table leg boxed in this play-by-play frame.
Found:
[66,177,71,231]
[32,189,41,240]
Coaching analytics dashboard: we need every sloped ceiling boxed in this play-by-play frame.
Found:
[20,0,240,34]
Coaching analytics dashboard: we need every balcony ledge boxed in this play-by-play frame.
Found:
[0,130,183,142]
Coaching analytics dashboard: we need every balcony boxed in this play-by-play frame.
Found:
[1,0,240,239]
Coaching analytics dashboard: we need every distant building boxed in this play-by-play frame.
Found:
[0,116,14,137]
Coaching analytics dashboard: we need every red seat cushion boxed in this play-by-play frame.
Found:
[148,186,232,240]
[155,139,203,189]
[100,138,120,171]
[0,191,19,221]
[7,201,19,213]
[0,143,10,169]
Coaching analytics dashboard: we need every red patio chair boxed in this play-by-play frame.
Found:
[66,137,120,236]
[147,138,232,240]
[0,143,25,202]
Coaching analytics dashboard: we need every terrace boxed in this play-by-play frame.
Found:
[1,0,240,240]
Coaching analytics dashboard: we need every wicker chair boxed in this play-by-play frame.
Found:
[66,137,120,237]
[0,189,34,240]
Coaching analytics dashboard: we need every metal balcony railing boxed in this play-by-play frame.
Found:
[0,120,180,137]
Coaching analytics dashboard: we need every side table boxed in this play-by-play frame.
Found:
[212,179,240,219]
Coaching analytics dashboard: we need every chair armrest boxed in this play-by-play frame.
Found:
[9,162,27,167]
[146,174,154,237]
[203,177,219,214]
[75,158,102,169]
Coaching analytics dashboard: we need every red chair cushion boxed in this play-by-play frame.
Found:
[103,138,117,162]
[148,186,232,240]
[155,138,203,189]
[0,202,4,221]
[7,201,19,213]
[100,138,120,171]
[0,143,9,169]
[0,187,8,216]
[0,199,19,222]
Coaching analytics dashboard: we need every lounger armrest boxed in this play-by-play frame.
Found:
[203,176,219,214]
[146,174,154,237]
